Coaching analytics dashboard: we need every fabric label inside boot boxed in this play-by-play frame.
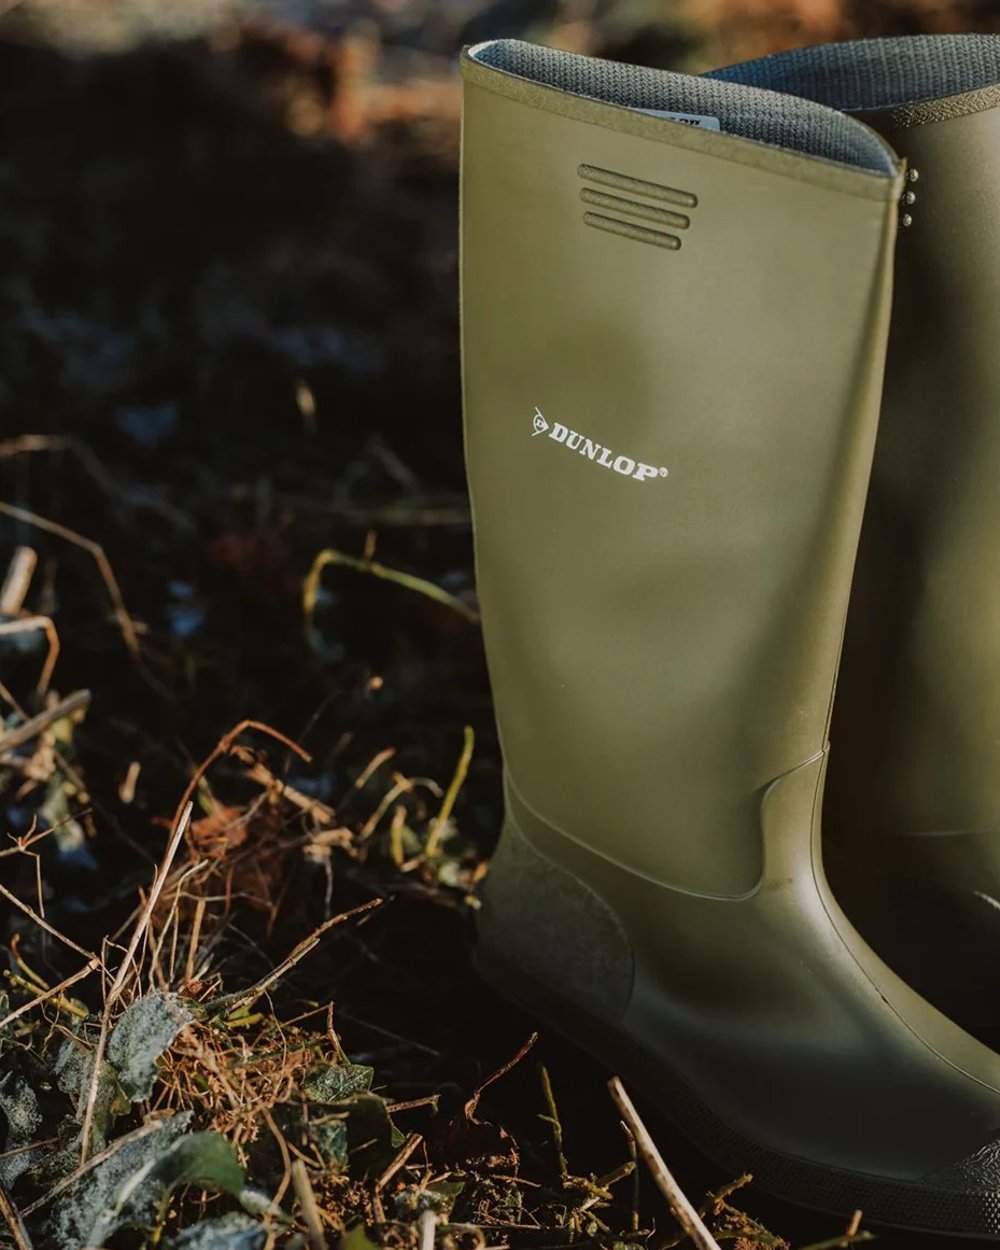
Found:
[636,108,721,130]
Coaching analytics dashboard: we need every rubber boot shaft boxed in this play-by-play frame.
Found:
[709,31,1000,1045]
[463,39,1000,1236]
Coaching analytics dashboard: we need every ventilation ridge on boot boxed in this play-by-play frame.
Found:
[578,163,698,208]
[580,189,690,229]
[582,213,682,249]
[579,163,695,250]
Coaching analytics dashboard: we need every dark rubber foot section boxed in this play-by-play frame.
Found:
[476,942,1000,1239]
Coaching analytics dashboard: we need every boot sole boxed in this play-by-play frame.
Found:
[476,940,1000,1239]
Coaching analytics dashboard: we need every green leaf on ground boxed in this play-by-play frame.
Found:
[304,1062,374,1102]
[148,1130,245,1198]
[393,1178,465,1219]
[337,1094,398,1179]
[308,1114,350,1171]
[340,1223,380,1250]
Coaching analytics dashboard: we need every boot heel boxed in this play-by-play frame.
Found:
[476,809,633,1027]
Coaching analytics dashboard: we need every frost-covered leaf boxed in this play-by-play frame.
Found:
[107,991,194,1101]
[236,1186,273,1216]
[0,1071,42,1186]
[30,1111,193,1250]
[304,1063,373,1103]
[32,1119,243,1250]
[167,1212,266,1250]
[54,1038,128,1153]
[54,1036,99,1101]
[50,992,192,1157]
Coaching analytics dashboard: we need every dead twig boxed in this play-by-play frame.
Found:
[292,1158,330,1250]
[263,1105,293,1212]
[0,616,61,697]
[172,718,311,842]
[384,1095,439,1115]
[0,434,194,531]
[798,1211,874,1250]
[0,689,90,754]
[0,880,98,963]
[119,760,141,804]
[303,548,479,649]
[577,1160,636,1215]
[360,774,441,840]
[0,500,141,658]
[0,683,90,800]
[241,754,337,826]
[0,955,101,1029]
[608,1076,721,1250]
[226,483,470,527]
[218,896,384,1018]
[0,818,58,859]
[353,747,395,792]
[0,1175,33,1250]
[466,1033,539,1121]
[419,1207,437,1250]
[79,801,194,1164]
[0,546,37,615]
[376,1131,423,1194]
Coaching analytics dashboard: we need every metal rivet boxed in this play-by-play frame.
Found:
[904,190,916,204]
[907,168,920,183]
[901,213,914,228]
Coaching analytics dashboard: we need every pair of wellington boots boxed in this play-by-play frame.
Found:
[460,33,1000,1239]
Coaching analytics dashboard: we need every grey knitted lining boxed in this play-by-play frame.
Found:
[708,35,1000,114]
[469,39,897,175]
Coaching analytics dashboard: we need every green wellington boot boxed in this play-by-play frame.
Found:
[707,33,1000,1047]
[461,39,1000,1236]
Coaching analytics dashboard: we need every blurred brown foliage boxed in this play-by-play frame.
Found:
[687,0,1000,66]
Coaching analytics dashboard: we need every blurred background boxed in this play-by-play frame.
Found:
[8,0,1000,74]
[3,3,1000,1248]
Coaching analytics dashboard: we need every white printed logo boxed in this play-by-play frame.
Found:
[531,408,668,482]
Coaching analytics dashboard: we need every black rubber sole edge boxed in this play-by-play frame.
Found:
[476,941,1000,1240]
